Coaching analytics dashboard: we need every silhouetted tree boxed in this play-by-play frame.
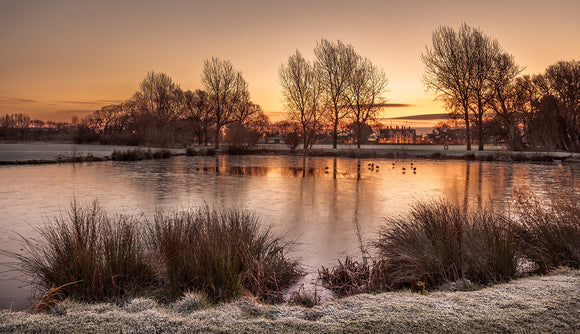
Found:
[279,50,324,149]
[0,113,31,139]
[487,54,525,150]
[185,89,213,145]
[201,58,248,148]
[315,39,358,149]
[535,60,580,151]
[422,24,478,150]
[345,56,389,148]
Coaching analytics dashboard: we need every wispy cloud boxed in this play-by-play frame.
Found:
[0,96,39,103]
[379,103,413,108]
[55,99,122,105]
[0,96,122,106]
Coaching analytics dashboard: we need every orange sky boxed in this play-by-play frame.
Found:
[1,0,579,122]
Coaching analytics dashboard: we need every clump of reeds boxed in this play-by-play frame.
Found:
[111,148,171,161]
[513,169,579,272]
[321,200,520,295]
[322,168,578,296]
[3,200,156,305]
[186,147,216,156]
[150,207,302,303]
[4,202,301,310]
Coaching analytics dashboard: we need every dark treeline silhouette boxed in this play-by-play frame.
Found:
[422,23,580,152]
[74,60,270,147]
[0,113,75,141]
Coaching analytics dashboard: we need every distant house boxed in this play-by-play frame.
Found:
[378,126,416,144]
[263,135,285,144]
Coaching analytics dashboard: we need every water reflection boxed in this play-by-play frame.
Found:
[0,156,577,310]
[198,165,360,179]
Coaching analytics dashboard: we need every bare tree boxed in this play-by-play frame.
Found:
[487,53,525,150]
[315,39,358,149]
[201,57,248,148]
[345,57,389,148]
[279,50,324,149]
[423,24,518,151]
[422,24,477,150]
[134,71,184,126]
[468,29,500,151]
[535,60,580,150]
[185,89,213,145]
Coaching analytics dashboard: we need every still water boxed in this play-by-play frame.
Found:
[1,155,576,309]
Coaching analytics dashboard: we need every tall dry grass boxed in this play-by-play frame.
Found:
[372,200,518,291]
[3,200,156,303]
[514,169,580,272]
[150,207,301,303]
[4,203,301,310]
[321,169,578,296]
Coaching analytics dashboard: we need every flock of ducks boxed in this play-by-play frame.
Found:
[368,162,417,173]
[323,162,418,174]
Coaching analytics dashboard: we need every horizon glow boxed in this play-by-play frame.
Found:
[1,0,579,122]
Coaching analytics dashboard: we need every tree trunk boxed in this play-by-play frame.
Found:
[464,106,471,151]
[356,122,362,149]
[478,113,484,151]
[332,121,338,149]
[214,126,220,149]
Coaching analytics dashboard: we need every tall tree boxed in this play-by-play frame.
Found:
[423,24,517,151]
[279,50,324,149]
[487,53,525,150]
[422,24,478,150]
[201,57,248,148]
[315,39,358,149]
[535,60,580,150]
[185,89,212,145]
[345,57,389,148]
[134,71,184,126]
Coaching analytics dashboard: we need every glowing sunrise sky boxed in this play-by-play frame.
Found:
[1,0,579,122]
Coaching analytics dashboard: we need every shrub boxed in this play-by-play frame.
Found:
[513,169,580,272]
[111,148,172,161]
[185,147,198,156]
[3,200,156,305]
[149,207,302,303]
[199,148,216,156]
[321,200,521,295]
[171,291,211,315]
[5,203,302,309]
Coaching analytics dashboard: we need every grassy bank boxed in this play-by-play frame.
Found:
[1,268,578,333]
[2,203,301,309]
[320,169,579,296]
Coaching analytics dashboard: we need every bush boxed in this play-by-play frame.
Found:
[150,207,302,303]
[185,147,198,156]
[514,169,580,272]
[111,148,172,161]
[3,200,156,304]
[376,200,520,289]
[4,203,301,310]
[321,200,521,295]
[171,291,210,315]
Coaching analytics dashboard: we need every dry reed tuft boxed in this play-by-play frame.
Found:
[2,200,156,304]
[513,168,580,272]
[150,207,302,303]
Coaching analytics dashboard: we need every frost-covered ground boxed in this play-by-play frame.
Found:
[0,143,182,162]
[1,269,578,333]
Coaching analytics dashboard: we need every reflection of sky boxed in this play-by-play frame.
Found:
[1,156,577,309]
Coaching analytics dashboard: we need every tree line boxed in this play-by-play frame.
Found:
[423,23,580,151]
[1,30,578,152]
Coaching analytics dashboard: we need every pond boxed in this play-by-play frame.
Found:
[1,154,576,310]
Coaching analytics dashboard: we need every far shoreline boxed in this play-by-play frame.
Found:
[1,142,579,165]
